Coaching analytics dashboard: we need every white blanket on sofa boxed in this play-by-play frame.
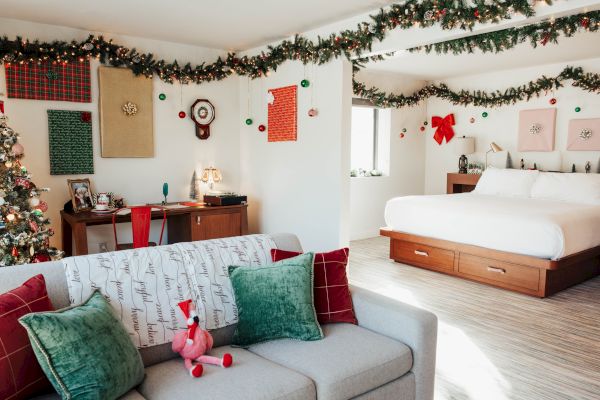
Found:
[63,234,276,348]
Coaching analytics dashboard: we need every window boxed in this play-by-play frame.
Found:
[351,99,389,177]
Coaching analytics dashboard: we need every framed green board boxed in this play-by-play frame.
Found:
[48,110,94,175]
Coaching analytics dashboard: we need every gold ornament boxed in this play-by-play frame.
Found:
[579,128,593,140]
[122,101,138,116]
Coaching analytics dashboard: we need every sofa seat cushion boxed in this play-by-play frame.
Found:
[249,323,413,400]
[139,346,315,400]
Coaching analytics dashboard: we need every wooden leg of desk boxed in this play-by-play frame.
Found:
[73,222,89,256]
[61,218,73,257]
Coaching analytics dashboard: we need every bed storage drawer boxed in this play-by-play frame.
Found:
[391,240,454,272]
[458,253,540,291]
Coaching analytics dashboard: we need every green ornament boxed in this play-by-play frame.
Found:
[300,79,310,88]
[575,106,581,112]
[158,93,166,101]
[482,112,489,118]
[402,128,407,133]
[245,118,253,125]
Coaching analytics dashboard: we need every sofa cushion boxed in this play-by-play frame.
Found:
[30,389,146,400]
[249,323,413,400]
[139,346,315,400]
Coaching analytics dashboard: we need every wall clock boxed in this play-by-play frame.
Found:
[190,99,215,140]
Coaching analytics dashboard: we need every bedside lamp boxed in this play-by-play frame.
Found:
[454,136,475,174]
[201,167,222,191]
[486,142,503,168]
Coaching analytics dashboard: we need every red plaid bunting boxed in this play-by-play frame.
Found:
[5,60,91,103]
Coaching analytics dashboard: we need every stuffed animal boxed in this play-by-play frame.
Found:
[172,299,233,377]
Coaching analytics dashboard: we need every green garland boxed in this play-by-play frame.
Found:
[0,1,543,84]
[353,66,600,108]
[408,10,600,55]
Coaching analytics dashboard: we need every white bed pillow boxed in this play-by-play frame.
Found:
[473,167,539,197]
[531,172,600,205]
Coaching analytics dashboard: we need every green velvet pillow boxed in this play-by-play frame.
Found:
[229,252,323,347]
[19,290,144,400]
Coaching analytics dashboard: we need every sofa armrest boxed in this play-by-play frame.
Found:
[350,285,437,400]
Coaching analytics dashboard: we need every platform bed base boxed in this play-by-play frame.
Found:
[380,229,600,298]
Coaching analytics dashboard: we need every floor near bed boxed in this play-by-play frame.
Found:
[349,236,600,400]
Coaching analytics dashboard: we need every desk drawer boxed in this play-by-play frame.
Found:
[391,240,454,272]
[458,253,540,291]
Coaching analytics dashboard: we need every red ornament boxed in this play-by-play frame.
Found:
[258,124,266,132]
[399,133,405,138]
[420,126,425,132]
[11,246,18,257]
[549,98,557,105]
[81,111,92,123]
[474,9,480,17]
[581,17,590,28]
[15,177,31,188]
[29,220,38,232]
[38,201,48,212]
[540,34,550,46]
[431,114,456,145]
[178,111,186,119]
[308,108,318,117]
[31,252,51,263]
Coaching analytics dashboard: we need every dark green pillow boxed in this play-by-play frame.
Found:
[19,290,144,400]
[229,252,323,347]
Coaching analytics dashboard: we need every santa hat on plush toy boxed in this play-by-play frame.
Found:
[178,299,200,345]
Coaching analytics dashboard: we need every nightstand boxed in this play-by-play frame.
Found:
[446,173,481,194]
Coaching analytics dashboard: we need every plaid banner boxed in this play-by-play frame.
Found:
[5,60,91,102]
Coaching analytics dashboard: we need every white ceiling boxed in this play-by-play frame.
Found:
[0,0,394,50]
[364,31,600,80]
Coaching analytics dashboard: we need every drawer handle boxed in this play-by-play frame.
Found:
[414,250,429,257]
[487,266,506,274]
[196,215,202,225]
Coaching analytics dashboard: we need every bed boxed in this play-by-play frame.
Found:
[381,169,600,297]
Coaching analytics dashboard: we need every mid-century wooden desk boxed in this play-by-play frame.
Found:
[60,204,248,256]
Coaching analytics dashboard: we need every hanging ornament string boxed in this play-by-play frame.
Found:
[245,78,253,125]
[178,83,186,118]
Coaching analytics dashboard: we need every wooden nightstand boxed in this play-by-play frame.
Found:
[447,173,481,194]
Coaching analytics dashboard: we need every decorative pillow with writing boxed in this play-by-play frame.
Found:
[271,248,357,325]
[19,290,145,400]
[229,252,323,347]
[0,275,54,400]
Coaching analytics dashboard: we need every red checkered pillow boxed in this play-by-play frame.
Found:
[271,248,357,325]
[0,275,54,400]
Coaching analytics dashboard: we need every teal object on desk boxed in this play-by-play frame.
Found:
[162,182,169,204]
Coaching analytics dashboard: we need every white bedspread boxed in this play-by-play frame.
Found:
[384,193,600,260]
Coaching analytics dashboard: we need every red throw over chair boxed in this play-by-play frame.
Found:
[112,206,167,251]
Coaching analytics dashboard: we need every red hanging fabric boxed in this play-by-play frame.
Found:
[431,113,456,145]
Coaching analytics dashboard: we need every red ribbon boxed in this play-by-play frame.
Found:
[432,114,456,145]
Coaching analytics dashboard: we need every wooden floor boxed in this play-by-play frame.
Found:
[349,237,600,400]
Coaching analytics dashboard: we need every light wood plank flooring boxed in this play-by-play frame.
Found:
[349,237,600,400]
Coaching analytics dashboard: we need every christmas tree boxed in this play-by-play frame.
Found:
[0,113,62,266]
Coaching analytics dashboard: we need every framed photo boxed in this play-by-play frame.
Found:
[67,179,94,212]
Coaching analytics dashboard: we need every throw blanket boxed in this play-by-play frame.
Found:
[63,234,276,348]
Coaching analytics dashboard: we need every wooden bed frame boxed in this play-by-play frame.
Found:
[380,228,600,297]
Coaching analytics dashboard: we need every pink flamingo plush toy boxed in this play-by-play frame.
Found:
[172,299,233,377]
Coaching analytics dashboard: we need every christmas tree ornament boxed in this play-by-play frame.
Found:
[6,213,15,222]
[0,197,4,206]
[30,197,40,207]
[31,252,51,263]
[420,126,426,132]
[258,124,266,132]
[32,209,43,217]
[158,93,166,101]
[400,133,405,138]
[178,111,186,119]
[11,247,18,257]
[308,108,318,117]
[423,121,428,126]
[11,143,24,156]
[300,79,310,88]
[5,161,12,167]
[245,118,253,125]
[30,246,35,256]
[469,117,476,123]
[38,201,48,212]
[29,220,38,232]
[575,106,582,112]
[549,98,557,105]
[482,112,489,118]
[402,128,407,133]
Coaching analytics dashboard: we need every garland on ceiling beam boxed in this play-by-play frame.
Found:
[407,10,600,55]
[0,1,545,84]
[352,66,600,108]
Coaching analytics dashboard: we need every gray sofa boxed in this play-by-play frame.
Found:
[0,233,437,400]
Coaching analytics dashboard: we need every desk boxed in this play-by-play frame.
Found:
[446,173,481,194]
[60,204,248,256]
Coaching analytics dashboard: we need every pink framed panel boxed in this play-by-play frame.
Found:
[567,118,600,151]
[518,108,556,152]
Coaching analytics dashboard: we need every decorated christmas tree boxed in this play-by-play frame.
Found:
[0,113,62,266]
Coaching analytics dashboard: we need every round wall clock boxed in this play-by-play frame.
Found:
[190,99,215,140]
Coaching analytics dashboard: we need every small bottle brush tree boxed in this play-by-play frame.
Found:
[0,114,62,266]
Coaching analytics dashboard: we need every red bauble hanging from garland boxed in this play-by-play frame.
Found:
[31,252,51,263]
[178,111,186,119]
[258,124,266,132]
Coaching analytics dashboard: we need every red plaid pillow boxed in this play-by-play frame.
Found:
[271,248,357,325]
[0,275,54,400]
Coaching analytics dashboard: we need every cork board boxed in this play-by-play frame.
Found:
[267,85,297,142]
[48,110,94,175]
[98,67,154,157]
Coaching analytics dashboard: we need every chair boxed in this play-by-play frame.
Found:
[112,206,167,251]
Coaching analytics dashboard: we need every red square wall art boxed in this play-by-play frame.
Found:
[5,60,91,103]
[267,85,297,142]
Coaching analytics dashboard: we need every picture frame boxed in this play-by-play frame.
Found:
[67,178,94,212]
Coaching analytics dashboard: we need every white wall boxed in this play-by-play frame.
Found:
[0,18,240,251]
[425,57,600,194]
[350,70,427,240]
[239,59,352,252]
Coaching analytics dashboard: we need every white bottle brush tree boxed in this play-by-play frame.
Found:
[0,113,62,266]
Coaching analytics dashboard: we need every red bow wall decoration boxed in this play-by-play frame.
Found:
[432,113,456,145]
